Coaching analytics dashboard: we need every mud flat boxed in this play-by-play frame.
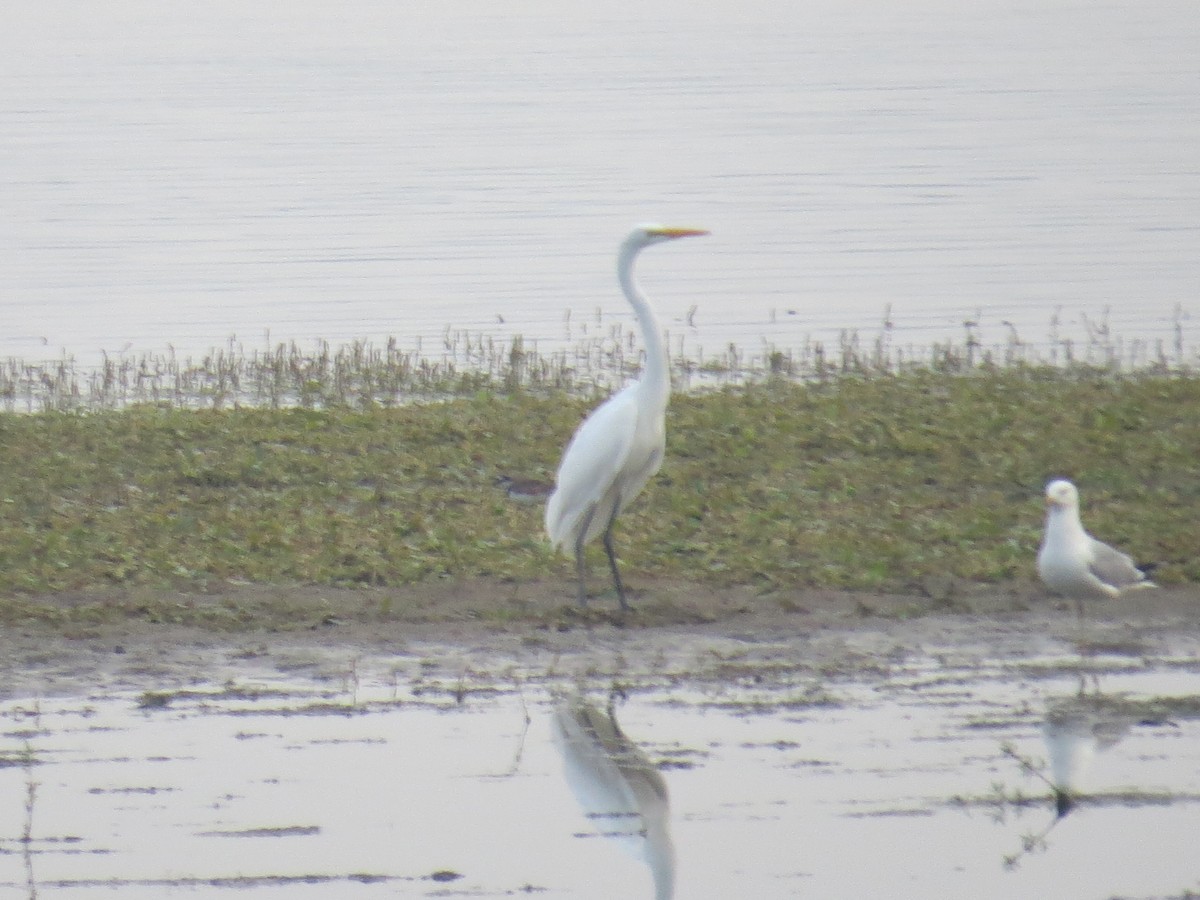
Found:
[1,582,1198,898]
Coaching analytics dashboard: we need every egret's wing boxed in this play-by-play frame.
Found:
[545,387,639,548]
[1087,538,1149,589]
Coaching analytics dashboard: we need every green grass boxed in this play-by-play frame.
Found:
[0,365,1196,609]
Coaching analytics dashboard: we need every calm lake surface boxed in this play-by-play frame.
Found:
[1,1,1198,369]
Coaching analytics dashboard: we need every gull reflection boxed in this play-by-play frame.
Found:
[551,693,675,900]
[1003,678,1148,869]
[1043,679,1133,817]
[1001,678,1135,869]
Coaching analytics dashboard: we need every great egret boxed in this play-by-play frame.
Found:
[544,224,708,610]
[1036,479,1156,615]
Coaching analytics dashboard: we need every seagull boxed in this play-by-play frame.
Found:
[1036,479,1156,616]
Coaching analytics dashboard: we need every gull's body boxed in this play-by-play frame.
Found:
[544,225,707,610]
[1036,479,1155,614]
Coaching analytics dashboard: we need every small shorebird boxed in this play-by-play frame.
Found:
[495,474,554,504]
[1036,479,1156,616]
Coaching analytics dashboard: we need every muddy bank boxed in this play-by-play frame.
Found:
[2,578,1197,699]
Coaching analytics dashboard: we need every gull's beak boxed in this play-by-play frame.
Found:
[652,226,709,239]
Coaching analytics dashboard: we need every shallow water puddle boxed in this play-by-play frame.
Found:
[1,653,1198,899]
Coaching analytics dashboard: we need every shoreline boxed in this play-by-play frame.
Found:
[3,578,1197,700]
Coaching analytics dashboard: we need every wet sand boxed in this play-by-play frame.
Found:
[3,579,1198,698]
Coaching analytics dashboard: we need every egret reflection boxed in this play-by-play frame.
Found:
[550,693,675,900]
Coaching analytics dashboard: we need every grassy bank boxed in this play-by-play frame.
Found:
[0,365,1196,625]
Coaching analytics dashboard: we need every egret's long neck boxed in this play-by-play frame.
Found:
[617,241,669,410]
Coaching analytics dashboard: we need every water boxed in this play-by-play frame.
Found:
[1,1,1198,369]
[2,648,1198,898]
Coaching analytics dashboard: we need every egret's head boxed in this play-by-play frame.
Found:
[627,223,709,250]
[1045,479,1079,510]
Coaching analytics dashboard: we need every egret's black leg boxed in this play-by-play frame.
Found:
[574,544,589,607]
[602,521,629,611]
[573,506,596,607]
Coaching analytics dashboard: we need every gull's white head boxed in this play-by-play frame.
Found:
[1045,479,1080,510]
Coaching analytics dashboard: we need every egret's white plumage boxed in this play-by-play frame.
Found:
[1036,479,1155,614]
[545,224,708,609]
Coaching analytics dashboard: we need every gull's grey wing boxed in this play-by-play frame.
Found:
[1088,538,1149,589]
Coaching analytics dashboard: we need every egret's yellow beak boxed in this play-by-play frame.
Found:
[652,227,709,238]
